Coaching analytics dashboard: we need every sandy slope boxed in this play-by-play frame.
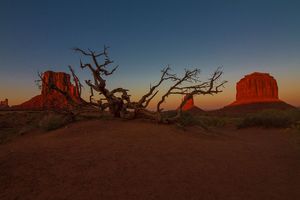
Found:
[0,120,299,200]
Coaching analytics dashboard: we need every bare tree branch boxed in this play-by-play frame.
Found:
[68,65,83,96]
[41,46,227,123]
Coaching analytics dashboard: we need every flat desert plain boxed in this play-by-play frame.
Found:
[1,120,300,200]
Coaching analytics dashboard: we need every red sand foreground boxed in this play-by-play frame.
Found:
[0,120,299,200]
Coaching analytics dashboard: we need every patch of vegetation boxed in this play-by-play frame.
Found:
[177,112,230,129]
[0,128,18,144]
[238,109,300,129]
[177,112,199,127]
[0,111,44,144]
[197,116,227,128]
[38,113,71,131]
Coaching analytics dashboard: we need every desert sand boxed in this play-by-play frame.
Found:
[0,119,299,200]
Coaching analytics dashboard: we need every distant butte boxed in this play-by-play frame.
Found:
[0,98,9,109]
[182,95,194,111]
[219,72,294,114]
[180,95,205,114]
[230,72,280,106]
[14,71,81,110]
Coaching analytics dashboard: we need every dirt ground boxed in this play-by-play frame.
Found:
[0,119,299,200]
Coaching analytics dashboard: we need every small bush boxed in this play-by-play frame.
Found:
[162,110,178,119]
[178,112,199,127]
[238,109,300,128]
[197,116,227,128]
[39,113,71,131]
[177,113,228,129]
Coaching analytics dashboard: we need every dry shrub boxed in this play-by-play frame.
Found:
[38,113,71,131]
[238,109,300,129]
[178,112,199,127]
[197,116,227,128]
[177,112,228,129]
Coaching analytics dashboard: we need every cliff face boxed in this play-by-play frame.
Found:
[15,71,80,110]
[230,72,280,106]
[41,71,79,98]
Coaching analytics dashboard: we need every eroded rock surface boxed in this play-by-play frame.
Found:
[41,71,79,98]
[230,72,280,106]
[15,71,80,110]
[182,95,194,111]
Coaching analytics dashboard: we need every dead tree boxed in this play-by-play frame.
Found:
[161,67,226,122]
[133,66,227,122]
[41,46,227,123]
[73,46,131,117]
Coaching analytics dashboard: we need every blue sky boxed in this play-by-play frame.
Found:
[0,0,299,109]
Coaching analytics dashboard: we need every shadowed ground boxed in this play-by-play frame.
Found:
[0,120,299,200]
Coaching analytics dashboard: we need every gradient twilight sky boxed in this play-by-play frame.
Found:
[0,0,299,110]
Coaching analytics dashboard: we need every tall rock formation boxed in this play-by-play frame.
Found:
[181,95,194,111]
[15,71,81,110]
[179,95,205,114]
[219,72,295,115]
[0,98,9,109]
[230,72,280,106]
[41,71,79,98]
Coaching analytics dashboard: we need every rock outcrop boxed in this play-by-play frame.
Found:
[182,95,194,111]
[15,71,81,110]
[230,72,280,106]
[0,98,9,109]
[41,71,79,99]
[179,95,205,114]
[219,72,294,115]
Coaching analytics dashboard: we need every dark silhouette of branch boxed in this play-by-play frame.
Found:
[153,67,227,122]
[39,46,227,123]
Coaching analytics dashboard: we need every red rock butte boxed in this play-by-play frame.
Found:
[179,95,205,114]
[41,71,79,98]
[230,72,281,106]
[14,71,81,110]
[181,95,194,111]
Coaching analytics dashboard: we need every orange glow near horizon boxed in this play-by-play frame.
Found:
[1,69,299,110]
[3,94,299,110]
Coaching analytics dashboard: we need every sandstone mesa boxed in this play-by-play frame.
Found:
[13,71,81,110]
[5,71,294,111]
[230,72,281,106]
